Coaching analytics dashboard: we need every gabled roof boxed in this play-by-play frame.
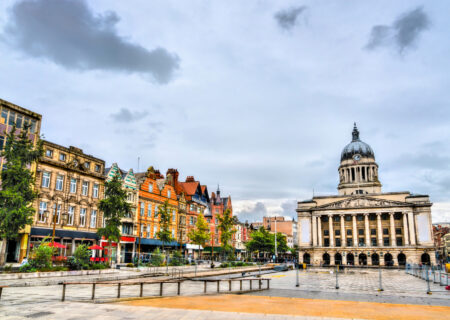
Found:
[179,181,201,196]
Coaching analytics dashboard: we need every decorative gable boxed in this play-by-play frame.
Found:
[316,196,410,210]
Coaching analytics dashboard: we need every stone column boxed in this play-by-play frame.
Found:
[402,212,409,245]
[340,215,346,247]
[389,213,396,247]
[312,216,317,246]
[328,215,334,247]
[342,253,347,265]
[317,215,323,247]
[408,212,416,245]
[352,214,357,246]
[364,213,370,247]
[376,213,383,247]
[71,239,76,255]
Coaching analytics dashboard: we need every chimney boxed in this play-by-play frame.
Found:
[166,168,179,190]
[186,176,195,182]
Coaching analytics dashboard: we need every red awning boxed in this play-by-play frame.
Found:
[48,242,67,249]
[88,245,103,250]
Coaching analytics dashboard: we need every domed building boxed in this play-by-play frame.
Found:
[297,124,435,266]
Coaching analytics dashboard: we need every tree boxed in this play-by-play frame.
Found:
[272,232,289,255]
[0,123,43,266]
[156,200,174,257]
[246,227,272,260]
[97,171,131,265]
[187,214,210,260]
[217,208,236,260]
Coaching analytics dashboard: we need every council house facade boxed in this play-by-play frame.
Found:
[297,124,435,266]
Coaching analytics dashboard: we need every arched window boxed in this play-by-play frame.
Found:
[397,253,406,266]
[303,253,311,264]
[347,253,354,265]
[322,253,330,266]
[384,253,393,266]
[351,168,355,181]
[371,253,379,265]
[334,253,342,265]
[421,253,430,265]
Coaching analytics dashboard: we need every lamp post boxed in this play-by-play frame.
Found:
[274,217,278,262]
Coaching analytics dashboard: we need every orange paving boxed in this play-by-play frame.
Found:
[120,294,450,320]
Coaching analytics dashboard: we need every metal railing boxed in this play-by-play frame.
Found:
[405,264,450,294]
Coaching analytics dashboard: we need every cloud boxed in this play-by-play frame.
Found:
[274,6,307,30]
[110,108,148,123]
[366,7,430,53]
[2,0,179,83]
[236,202,267,223]
[280,200,297,218]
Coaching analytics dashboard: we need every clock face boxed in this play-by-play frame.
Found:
[353,154,361,161]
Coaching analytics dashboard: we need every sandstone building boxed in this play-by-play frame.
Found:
[32,141,105,255]
[297,124,435,266]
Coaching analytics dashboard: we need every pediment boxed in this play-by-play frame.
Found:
[316,196,409,210]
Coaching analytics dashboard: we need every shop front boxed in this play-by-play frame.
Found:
[100,236,136,264]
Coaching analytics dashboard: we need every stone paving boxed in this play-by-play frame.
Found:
[1,268,449,319]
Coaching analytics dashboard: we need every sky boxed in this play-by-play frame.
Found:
[0,0,449,223]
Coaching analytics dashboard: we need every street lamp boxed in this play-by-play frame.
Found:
[44,206,68,247]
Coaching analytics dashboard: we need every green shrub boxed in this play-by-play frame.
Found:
[150,248,164,267]
[90,263,106,270]
[169,251,183,266]
[126,263,134,268]
[219,262,228,268]
[66,244,92,270]
[30,239,55,269]
[3,264,13,272]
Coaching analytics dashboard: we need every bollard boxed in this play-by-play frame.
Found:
[296,266,299,287]
[439,269,442,286]
[217,280,220,293]
[426,266,431,295]
[267,279,270,289]
[61,283,66,302]
[91,283,96,300]
[195,264,197,277]
[229,280,232,291]
[177,282,181,295]
[335,266,339,290]
[259,264,261,277]
[250,279,252,290]
[378,268,384,291]
[117,283,121,298]
[259,279,262,290]
[140,283,143,297]
[160,282,163,296]
[0,287,2,300]
[240,280,243,291]
[204,281,207,293]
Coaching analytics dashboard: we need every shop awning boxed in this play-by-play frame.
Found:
[136,238,180,247]
[31,227,99,240]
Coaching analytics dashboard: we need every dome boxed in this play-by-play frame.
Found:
[340,124,375,161]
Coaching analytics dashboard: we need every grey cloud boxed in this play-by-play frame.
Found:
[3,0,179,83]
[280,200,297,218]
[366,7,430,53]
[274,6,307,30]
[111,108,148,123]
[237,202,267,223]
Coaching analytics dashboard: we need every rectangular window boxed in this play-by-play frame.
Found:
[55,204,61,224]
[370,229,376,235]
[357,215,364,221]
[369,214,376,221]
[147,225,150,238]
[55,175,64,191]
[190,204,195,211]
[345,215,352,221]
[324,229,329,236]
[38,201,47,222]
[93,184,99,198]
[81,181,89,196]
[383,228,389,235]
[94,164,101,172]
[168,190,171,198]
[90,210,97,228]
[0,136,4,150]
[371,238,377,246]
[0,109,8,124]
[70,178,77,193]
[59,153,66,161]
[395,228,402,235]
[155,205,159,217]
[122,224,132,235]
[80,208,86,227]
[42,172,50,188]
[383,237,390,246]
[140,202,144,216]
[346,238,353,246]
[153,225,157,238]
[324,238,330,247]
[358,238,365,246]
[335,229,340,236]
[172,229,175,238]
[30,119,37,133]
[45,149,53,158]
[190,217,194,225]
[358,229,364,236]
[8,111,16,126]
[396,237,403,246]
[172,209,176,222]
[215,218,218,225]
[84,162,90,170]
[346,229,352,236]
[333,216,340,222]
[16,115,23,128]
[335,238,341,247]
[148,183,153,192]
[67,206,74,225]
[147,203,152,217]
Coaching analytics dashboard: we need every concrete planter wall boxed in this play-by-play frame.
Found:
[0,268,118,280]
